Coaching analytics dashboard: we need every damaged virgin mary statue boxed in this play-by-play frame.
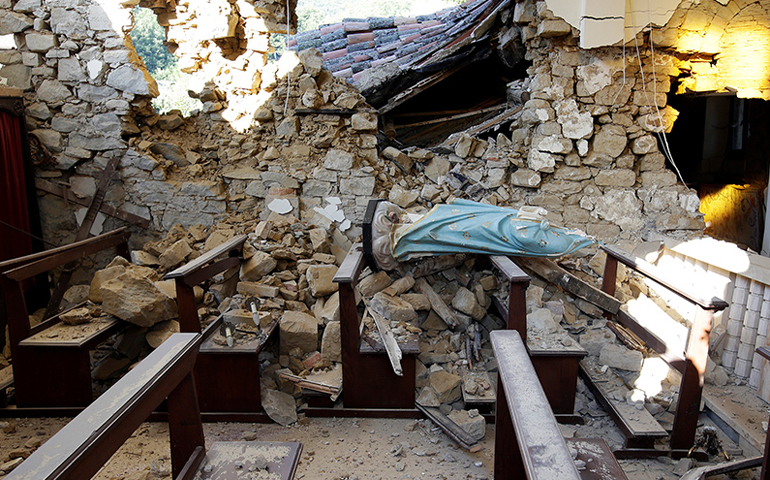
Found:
[370,199,596,271]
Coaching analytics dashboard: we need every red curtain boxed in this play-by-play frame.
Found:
[0,110,33,262]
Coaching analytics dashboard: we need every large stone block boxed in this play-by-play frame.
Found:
[429,369,462,404]
[452,287,486,320]
[306,264,339,297]
[321,320,341,362]
[323,149,354,171]
[100,270,177,327]
[240,251,278,281]
[261,389,297,426]
[370,292,417,322]
[599,343,643,371]
[280,310,318,354]
[592,124,627,158]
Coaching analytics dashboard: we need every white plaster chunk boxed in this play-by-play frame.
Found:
[593,189,644,232]
[555,98,593,139]
[89,3,131,32]
[577,139,589,156]
[87,59,104,79]
[268,198,293,214]
[679,191,700,213]
[576,60,614,95]
[532,134,572,154]
[0,34,14,49]
[527,149,557,173]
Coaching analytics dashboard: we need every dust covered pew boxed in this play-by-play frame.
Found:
[4,332,302,480]
[596,244,728,454]
[0,228,130,409]
[491,329,628,480]
[164,234,278,419]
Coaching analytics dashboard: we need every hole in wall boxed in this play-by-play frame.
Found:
[129,7,202,116]
[665,82,770,251]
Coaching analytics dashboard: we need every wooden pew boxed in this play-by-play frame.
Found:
[596,244,729,454]
[491,256,588,417]
[164,234,276,419]
[5,332,302,480]
[332,244,419,411]
[492,329,628,480]
[0,228,130,409]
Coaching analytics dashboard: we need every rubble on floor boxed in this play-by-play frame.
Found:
[1,210,765,479]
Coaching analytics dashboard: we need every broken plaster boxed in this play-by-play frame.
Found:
[544,0,680,48]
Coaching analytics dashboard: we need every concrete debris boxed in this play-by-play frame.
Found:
[447,409,485,442]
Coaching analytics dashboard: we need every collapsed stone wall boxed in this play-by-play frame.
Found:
[3,0,760,261]
[449,0,706,244]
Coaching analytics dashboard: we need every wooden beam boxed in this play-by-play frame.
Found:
[36,179,150,229]
[514,257,621,314]
[365,303,403,377]
[394,104,507,129]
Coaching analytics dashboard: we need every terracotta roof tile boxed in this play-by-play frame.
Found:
[289,0,508,86]
[334,67,354,78]
[348,32,375,44]
[393,16,418,25]
[344,21,371,32]
[319,24,344,35]
[322,49,348,61]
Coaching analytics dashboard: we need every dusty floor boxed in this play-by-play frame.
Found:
[0,412,764,480]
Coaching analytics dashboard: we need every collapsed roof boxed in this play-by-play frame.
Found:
[289,0,527,147]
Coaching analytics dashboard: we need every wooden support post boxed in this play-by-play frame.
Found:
[494,373,525,478]
[167,372,205,478]
[671,308,712,450]
[175,278,201,333]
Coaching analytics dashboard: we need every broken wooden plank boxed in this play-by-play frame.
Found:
[394,104,507,129]
[294,108,357,116]
[579,357,668,445]
[364,303,403,377]
[679,456,762,480]
[514,257,621,314]
[36,179,150,228]
[414,277,458,328]
[415,403,480,452]
[44,156,121,319]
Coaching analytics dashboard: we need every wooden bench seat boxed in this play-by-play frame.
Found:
[5,332,302,480]
[164,234,277,418]
[0,228,131,408]
[596,244,728,454]
[492,329,628,480]
[333,244,418,411]
[579,357,668,447]
[490,255,587,416]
